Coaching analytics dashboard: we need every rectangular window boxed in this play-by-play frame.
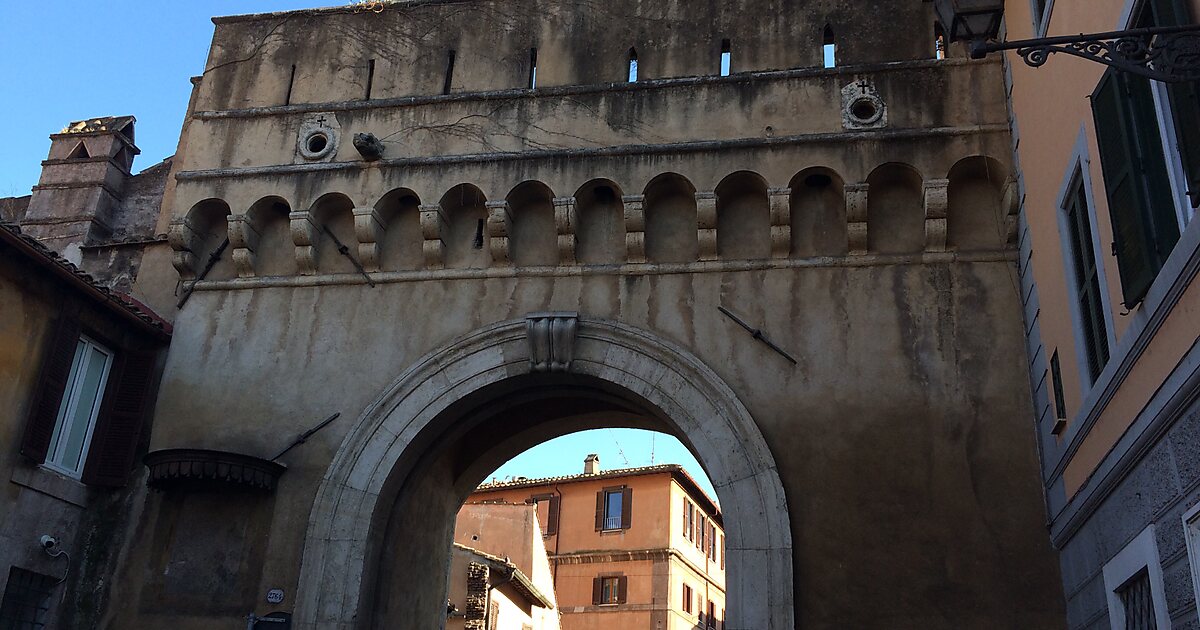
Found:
[0,567,56,629]
[596,486,631,531]
[698,516,706,550]
[44,337,113,477]
[707,600,717,629]
[685,501,695,541]
[1030,0,1050,34]
[1091,5,1188,309]
[682,584,693,613]
[531,493,559,536]
[719,39,731,76]
[1182,502,1200,611]
[1063,175,1110,382]
[599,576,620,605]
[1103,525,1169,629]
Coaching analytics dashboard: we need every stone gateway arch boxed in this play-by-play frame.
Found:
[101,0,1067,628]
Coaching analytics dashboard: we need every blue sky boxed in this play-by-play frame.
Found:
[488,429,718,502]
[0,1,336,198]
[0,2,717,499]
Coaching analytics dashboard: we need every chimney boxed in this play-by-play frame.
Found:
[21,116,139,264]
[584,454,601,475]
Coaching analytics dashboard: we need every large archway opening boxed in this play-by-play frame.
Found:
[293,318,792,630]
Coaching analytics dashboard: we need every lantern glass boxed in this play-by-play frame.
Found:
[931,0,1004,42]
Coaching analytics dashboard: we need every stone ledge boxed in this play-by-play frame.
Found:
[10,464,90,509]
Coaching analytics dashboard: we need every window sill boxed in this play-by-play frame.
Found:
[10,464,90,508]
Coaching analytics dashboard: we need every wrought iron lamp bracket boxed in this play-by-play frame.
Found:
[971,24,1200,83]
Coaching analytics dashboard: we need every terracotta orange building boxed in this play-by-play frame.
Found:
[460,456,725,630]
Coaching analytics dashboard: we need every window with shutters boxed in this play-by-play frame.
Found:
[0,567,56,630]
[1063,174,1111,382]
[531,493,559,536]
[1090,0,1196,309]
[591,574,627,606]
[682,583,694,614]
[1030,0,1053,35]
[42,336,113,477]
[707,600,717,629]
[21,316,158,487]
[596,486,631,531]
[684,500,695,541]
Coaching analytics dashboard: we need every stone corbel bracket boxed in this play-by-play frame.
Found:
[696,192,718,261]
[844,183,869,254]
[289,210,320,275]
[623,195,646,264]
[419,203,447,269]
[525,311,579,372]
[1002,176,1021,245]
[923,178,950,252]
[228,214,261,278]
[485,200,511,265]
[768,187,792,259]
[553,196,577,265]
[167,216,200,280]
[352,206,386,272]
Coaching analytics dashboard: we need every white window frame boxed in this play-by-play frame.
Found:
[1102,524,1171,630]
[1056,129,1118,390]
[43,336,113,478]
[1031,0,1056,37]
[1118,0,1196,229]
[602,489,623,531]
[1182,501,1200,612]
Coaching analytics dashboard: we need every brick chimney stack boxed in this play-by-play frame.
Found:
[584,453,600,475]
[21,116,139,264]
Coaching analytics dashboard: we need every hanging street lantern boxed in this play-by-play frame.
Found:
[925,0,1200,83]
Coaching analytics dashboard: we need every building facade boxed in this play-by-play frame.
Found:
[464,458,725,629]
[0,0,1083,627]
[1004,0,1200,628]
[449,503,559,630]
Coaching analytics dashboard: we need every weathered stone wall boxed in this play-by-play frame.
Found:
[110,1,1066,628]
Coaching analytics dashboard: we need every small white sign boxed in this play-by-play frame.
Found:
[266,588,285,604]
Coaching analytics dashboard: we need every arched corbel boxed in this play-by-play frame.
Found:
[623,195,646,264]
[353,206,386,272]
[167,216,200,280]
[485,200,511,265]
[228,214,260,278]
[552,196,577,265]
[290,210,320,275]
[768,187,792,259]
[696,192,718,261]
[923,178,950,252]
[1002,176,1021,245]
[419,203,447,269]
[844,183,869,254]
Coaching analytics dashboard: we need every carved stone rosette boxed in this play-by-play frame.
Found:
[525,311,579,372]
[419,203,447,269]
[696,192,718,261]
[227,214,261,278]
[289,210,320,275]
[923,178,950,252]
[768,187,792,259]
[623,195,646,264]
[352,206,385,272]
[553,196,577,265]
[844,183,869,254]
[485,200,511,265]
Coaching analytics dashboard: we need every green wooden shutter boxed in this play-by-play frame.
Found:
[82,349,157,487]
[1154,0,1200,207]
[20,316,82,463]
[1091,68,1176,308]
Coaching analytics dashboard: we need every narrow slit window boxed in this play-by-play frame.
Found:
[473,218,484,249]
[720,39,731,76]
[823,26,836,68]
[528,47,538,89]
[285,64,297,105]
[934,22,947,60]
[628,48,639,82]
[443,50,456,95]
[365,59,375,100]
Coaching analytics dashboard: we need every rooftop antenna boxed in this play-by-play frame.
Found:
[650,433,656,465]
[609,429,630,466]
